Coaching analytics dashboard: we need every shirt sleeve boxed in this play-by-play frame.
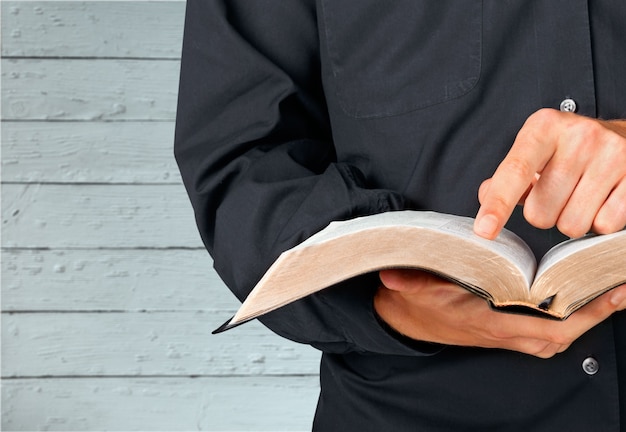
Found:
[174,0,438,355]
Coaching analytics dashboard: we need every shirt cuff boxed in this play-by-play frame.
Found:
[317,272,446,356]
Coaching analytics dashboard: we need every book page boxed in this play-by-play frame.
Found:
[297,211,455,247]
[436,217,536,287]
[221,210,545,330]
[536,229,626,280]
[299,211,537,287]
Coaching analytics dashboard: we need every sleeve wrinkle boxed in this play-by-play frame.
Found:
[176,0,431,355]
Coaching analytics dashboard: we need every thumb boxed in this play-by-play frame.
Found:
[379,269,413,291]
[379,269,436,292]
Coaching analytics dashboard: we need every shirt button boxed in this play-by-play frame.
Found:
[582,357,599,375]
[560,98,577,113]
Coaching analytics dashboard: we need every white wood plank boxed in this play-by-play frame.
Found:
[2,1,185,59]
[2,183,204,248]
[0,3,322,431]
[1,376,319,431]
[2,58,179,120]
[1,121,180,183]
[1,249,238,311]
[1,312,321,377]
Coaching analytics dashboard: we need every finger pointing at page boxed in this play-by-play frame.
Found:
[474,109,626,239]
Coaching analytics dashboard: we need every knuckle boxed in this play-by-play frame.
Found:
[535,343,568,359]
[501,156,535,181]
[588,296,615,319]
[574,116,604,140]
[527,108,560,128]
[483,320,519,343]
[604,134,626,162]
[547,332,575,347]
[557,344,571,354]
[550,156,580,178]
[594,192,626,235]
[556,218,589,239]
[572,118,626,159]
[566,115,604,141]
[592,215,621,235]
[535,350,558,359]
[523,204,556,230]
[487,326,510,341]
[485,195,515,220]
[519,339,553,357]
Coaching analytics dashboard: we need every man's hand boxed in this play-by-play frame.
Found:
[474,109,626,239]
[375,269,626,358]
[375,110,626,357]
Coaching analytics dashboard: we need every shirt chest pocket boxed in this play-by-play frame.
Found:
[320,1,483,119]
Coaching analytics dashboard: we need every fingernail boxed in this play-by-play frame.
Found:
[474,214,499,238]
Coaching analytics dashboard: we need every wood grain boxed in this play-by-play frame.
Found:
[2,249,230,311]
[2,312,321,377]
[2,58,179,120]
[1,1,323,430]
[2,183,203,248]
[1,377,318,431]
[2,1,185,59]
[2,121,180,184]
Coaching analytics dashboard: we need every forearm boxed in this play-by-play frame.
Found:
[175,0,423,354]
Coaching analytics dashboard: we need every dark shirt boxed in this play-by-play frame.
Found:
[175,1,626,430]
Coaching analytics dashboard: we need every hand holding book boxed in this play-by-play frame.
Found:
[376,268,626,358]
[215,111,626,359]
[379,112,626,357]
[215,211,626,335]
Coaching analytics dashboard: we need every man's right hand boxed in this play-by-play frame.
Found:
[374,268,626,358]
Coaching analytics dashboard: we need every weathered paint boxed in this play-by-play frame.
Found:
[2,183,203,248]
[1,1,185,59]
[1,122,181,184]
[1,377,318,431]
[2,312,320,377]
[2,59,179,121]
[1,2,321,430]
[2,249,227,311]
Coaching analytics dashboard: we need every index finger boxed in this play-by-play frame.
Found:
[474,111,558,239]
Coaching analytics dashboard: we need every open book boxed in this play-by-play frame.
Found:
[215,211,626,333]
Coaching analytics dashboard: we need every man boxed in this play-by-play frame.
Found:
[175,1,626,430]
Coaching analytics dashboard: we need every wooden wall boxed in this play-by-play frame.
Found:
[1,2,321,430]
